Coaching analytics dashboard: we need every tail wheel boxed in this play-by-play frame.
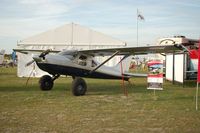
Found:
[39,75,54,91]
[72,77,87,96]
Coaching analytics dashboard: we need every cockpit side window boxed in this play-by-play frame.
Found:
[79,55,87,60]
[78,55,87,66]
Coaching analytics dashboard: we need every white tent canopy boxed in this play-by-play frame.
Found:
[16,23,126,77]
[18,23,125,48]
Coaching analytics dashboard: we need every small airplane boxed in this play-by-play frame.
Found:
[14,43,187,96]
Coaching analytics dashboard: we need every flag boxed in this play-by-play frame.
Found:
[138,14,145,20]
[197,39,200,83]
[137,10,145,20]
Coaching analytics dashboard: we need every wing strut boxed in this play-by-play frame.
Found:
[89,51,119,74]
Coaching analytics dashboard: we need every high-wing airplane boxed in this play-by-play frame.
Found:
[14,43,187,96]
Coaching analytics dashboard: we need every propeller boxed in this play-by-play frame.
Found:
[25,49,51,85]
[39,49,51,59]
[25,49,51,67]
[26,62,36,86]
[25,60,35,67]
[26,67,34,86]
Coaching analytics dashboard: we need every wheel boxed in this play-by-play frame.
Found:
[72,77,87,96]
[39,75,54,91]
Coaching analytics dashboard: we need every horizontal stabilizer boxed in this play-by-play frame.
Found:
[123,73,147,77]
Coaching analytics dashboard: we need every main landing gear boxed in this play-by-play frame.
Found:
[72,77,87,96]
[39,75,87,96]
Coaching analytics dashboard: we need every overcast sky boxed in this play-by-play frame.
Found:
[0,0,200,53]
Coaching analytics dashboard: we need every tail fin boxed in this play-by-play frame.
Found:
[113,55,133,73]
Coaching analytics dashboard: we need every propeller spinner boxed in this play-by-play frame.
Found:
[25,49,51,67]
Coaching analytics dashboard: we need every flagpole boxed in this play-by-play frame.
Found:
[137,9,138,47]
[136,9,139,72]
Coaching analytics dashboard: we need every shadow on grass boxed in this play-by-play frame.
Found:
[0,77,149,96]
[1,76,194,99]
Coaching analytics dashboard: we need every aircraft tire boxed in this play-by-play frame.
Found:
[39,75,54,91]
[72,77,87,96]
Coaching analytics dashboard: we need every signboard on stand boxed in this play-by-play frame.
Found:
[147,60,163,90]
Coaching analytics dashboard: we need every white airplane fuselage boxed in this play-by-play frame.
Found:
[35,54,130,80]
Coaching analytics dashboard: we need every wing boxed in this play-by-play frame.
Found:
[13,48,60,54]
[78,44,186,56]
[13,44,186,56]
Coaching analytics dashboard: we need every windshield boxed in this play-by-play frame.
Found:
[58,50,78,60]
[58,50,78,56]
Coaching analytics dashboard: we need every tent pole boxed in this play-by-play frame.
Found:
[172,53,175,84]
[196,82,199,111]
[71,22,74,45]
[183,53,185,88]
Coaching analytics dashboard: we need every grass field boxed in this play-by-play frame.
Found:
[0,67,200,133]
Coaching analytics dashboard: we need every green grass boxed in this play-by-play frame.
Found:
[0,67,200,133]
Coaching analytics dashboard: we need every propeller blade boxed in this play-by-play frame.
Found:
[25,60,35,67]
[26,67,34,86]
[39,49,51,58]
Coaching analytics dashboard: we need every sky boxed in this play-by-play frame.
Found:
[0,0,200,53]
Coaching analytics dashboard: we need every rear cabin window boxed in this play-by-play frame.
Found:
[92,60,97,67]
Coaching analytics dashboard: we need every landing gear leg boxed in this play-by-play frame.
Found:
[52,74,60,81]
[72,76,75,80]
[72,77,87,96]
